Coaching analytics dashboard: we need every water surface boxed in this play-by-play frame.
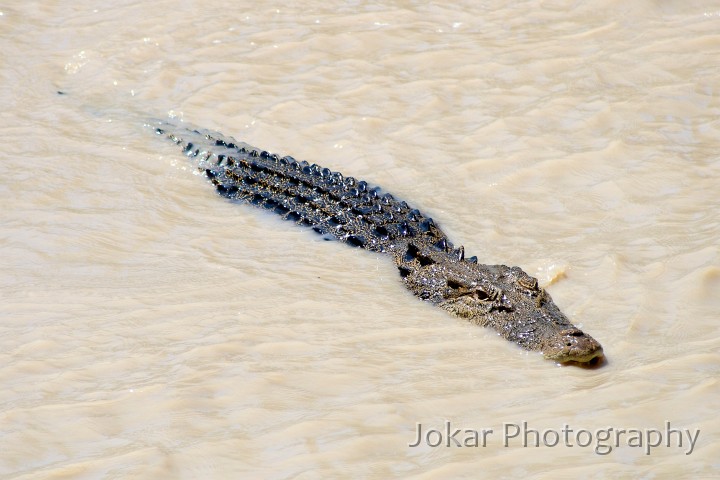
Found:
[1,1,719,478]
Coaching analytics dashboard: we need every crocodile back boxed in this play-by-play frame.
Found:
[156,123,457,258]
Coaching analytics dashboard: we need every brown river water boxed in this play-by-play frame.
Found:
[1,1,719,478]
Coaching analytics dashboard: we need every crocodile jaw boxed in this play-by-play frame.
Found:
[541,328,604,363]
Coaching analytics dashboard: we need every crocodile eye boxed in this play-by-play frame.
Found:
[517,274,539,291]
[446,279,500,304]
[447,279,465,290]
[474,289,490,301]
[473,285,502,302]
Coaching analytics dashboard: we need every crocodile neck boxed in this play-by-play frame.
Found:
[155,122,603,364]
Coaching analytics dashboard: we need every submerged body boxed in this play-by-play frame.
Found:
[155,123,603,363]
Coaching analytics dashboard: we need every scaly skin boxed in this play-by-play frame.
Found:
[154,122,603,363]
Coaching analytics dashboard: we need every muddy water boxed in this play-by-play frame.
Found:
[1,1,718,478]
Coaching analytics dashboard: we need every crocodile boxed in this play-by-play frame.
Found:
[154,122,603,364]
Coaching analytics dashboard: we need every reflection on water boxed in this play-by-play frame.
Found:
[1,1,718,478]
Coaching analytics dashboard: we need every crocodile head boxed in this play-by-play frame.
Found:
[401,259,603,363]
